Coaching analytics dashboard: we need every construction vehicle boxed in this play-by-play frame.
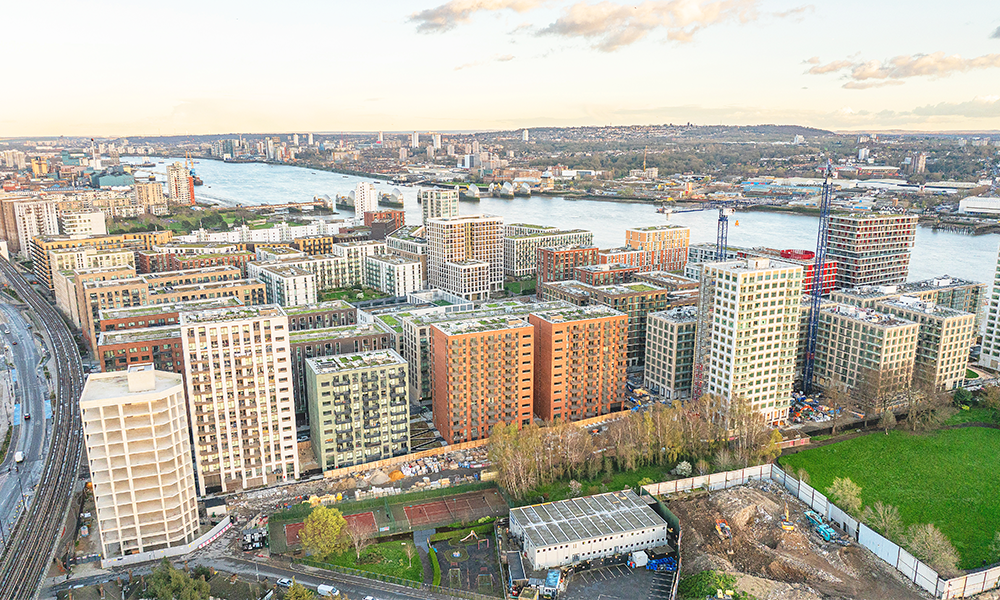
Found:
[780,503,795,531]
[715,519,732,540]
[805,510,850,545]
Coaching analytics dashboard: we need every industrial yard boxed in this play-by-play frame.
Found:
[667,482,924,600]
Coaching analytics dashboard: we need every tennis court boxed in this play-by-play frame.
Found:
[403,490,503,528]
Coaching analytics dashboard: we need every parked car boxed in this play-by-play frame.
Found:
[276,578,293,589]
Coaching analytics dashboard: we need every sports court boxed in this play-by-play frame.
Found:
[284,510,377,546]
[402,489,505,528]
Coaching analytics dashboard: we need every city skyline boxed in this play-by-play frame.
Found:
[1,0,998,136]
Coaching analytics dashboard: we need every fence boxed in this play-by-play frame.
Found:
[642,464,1000,599]
[101,516,232,569]
[296,559,503,599]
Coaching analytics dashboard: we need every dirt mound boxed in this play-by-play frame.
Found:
[667,481,926,600]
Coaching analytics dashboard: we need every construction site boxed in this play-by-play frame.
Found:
[665,481,925,600]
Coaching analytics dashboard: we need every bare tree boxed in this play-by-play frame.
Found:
[344,518,374,560]
[824,377,851,436]
[828,477,863,516]
[403,542,416,568]
[906,523,961,577]
[861,501,902,539]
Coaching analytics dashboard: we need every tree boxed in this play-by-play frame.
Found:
[284,582,315,600]
[695,459,711,476]
[825,379,852,436]
[300,505,349,559]
[827,477,863,516]
[990,531,1000,562]
[878,409,897,433]
[144,559,210,600]
[905,523,961,577]
[569,480,583,497]
[861,501,902,539]
[404,541,416,568]
[952,388,972,406]
[344,518,374,560]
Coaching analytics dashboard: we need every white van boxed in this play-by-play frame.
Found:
[316,584,340,597]
[14,452,23,463]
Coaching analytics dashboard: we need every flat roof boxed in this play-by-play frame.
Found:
[284,300,353,315]
[144,265,241,280]
[626,225,688,232]
[822,303,915,328]
[507,229,591,240]
[98,324,181,346]
[879,297,970,319]
[289,323,387,343]
[306,349,405,374]
[650,306,698,323]
[511,490,666,549]
[100,297,241,320]
[367,254,420,266]
[407,300,570,328]
[530,305,624,323]
[180,304,285,325]
[598,282,667,295]
[899,276,984,293]
[150,278,262,295]
[257,264,313,278]
[433,315,532,336]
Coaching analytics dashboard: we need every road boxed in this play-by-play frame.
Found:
[0,303,50,543]
[0,259,85,599]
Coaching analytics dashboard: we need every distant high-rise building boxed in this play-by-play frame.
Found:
[700,257,803,425]
[0,197,59,256]
[419,189,459,225]
[354,182,377,215]
[133,181,168,215]
[411,132,419,148]
[906,152,927,174]
[858,148,870,161]
[826,213,917,288]
[427,146,435,159]
[399,147,408,161]
[522,129,529,142]
[80,366,199,559]
[981,246,1000,371]
[308,133,314,146]
[166,162,194,205]
[432,133,441,149]
[471,140,480,154]
[377,131,383,144]
[426,214,504,301]
[180,305,299,493]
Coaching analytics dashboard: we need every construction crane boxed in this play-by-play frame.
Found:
[661,201,737,261]
[802,161,835,393]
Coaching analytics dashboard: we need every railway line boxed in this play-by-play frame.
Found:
[0,258,84,599]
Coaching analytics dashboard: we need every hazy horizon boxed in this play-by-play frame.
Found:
[2,0,998,137]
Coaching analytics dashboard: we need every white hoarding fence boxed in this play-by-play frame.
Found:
[101,516,232,569]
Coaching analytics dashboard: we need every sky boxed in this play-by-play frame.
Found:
[2,0,999,136]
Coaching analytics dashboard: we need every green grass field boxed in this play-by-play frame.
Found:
[316,540,423,582]
[782,428,1000,568]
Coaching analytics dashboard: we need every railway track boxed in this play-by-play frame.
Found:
[0,259,84,599]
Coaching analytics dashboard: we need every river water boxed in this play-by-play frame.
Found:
[124,157,998,284]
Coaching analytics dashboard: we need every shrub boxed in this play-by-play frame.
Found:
[672,461,692,477]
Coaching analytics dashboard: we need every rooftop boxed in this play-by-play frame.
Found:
[627,225,688,232]
[98,324,181,346]
[432,314,533,336]
[144,265,241,280]
[83,277,146,290]
[283,300,353,315]
[538,244,599,253]
[289,323,388,343]
[822,303,915,328]
[150,278,262,295]
[507,223,555,230]
[81,368,183,406]
[599,246,645,255]
[879,296,970,319]
[306,349,406,374]
[899,276,984,294]
[367,254,420,266]
[530,304,625,323]
[507,229,592,240]
[598,282,668,295]
[180,304,285,325]
[510,490,667,549]
[576,263,639,273]
[257,264,314,278]
[387,226,427,243]
[650,306,699,323]
[100,297,242,320]
[258,246,303,255]
[707,257,804,275]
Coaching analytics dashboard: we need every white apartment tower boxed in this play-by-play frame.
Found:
[419,188,460,225]
[411,132,419,148]
[166,162,194,205]
[426,214,504,301]
[80,366,199,559]
[700,257,803,425]
[180,305,299,493]
[980,244,1000,370]
[354,182,378,216]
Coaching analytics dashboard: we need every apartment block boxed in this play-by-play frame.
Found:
[528,305,627,421]
[132,181,168,215]
[814,304,918,411]
[0,197,59,255]
[249,263,317,307]
[59,210,107,237]
[598,247,654,269]
[54,265,136,328]
[181,305,299,493]
[741,248,838,295]
[426,214,503,300]
[364,254,422,296]
[80,367,199,559]
[419,189,459,225]
[386,226,428,285]
[701,258,804,425]
[49,246,135,276]
[290,323,393,419]
[31,230,173,290]
[364,210,406,236]
[430,316,534,444]
[503,228,594,277]
[306,351,410,471]
[573,263,640,286]
[834,276,987,331]
[644,307,698,401]
[291,235,338,256]
[632,271,700,292]
[826,213,917,288]
[536,245,600,284]
[98,326,184,374]
[285,301,357,331]
[878,297,975,391]
[625,225,690,271]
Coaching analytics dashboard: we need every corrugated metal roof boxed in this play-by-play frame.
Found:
[510,490,666,549]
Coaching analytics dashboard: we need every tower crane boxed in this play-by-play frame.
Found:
[802,161,835,393]
[661,201,738,261]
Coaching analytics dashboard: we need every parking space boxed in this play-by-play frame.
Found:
[562,565,657,600]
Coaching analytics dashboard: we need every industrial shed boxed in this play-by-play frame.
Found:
[510,489,670,570]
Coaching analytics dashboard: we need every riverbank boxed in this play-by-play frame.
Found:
[135,154,393,182]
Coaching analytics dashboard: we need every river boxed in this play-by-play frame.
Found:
[124,157,998,284]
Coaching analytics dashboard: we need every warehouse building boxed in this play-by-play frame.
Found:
[510,490,670,570]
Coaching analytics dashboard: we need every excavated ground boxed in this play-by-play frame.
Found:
[667,481,927,600]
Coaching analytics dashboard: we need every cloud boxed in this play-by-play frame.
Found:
[807,52,1000,88]
[992,25,1000,39]
[455,54,515,70]
[911,95,1000,118]
[805,56,820,64]
[540,0,761,51]
[409,0,546,33]
[774,5,814,20]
